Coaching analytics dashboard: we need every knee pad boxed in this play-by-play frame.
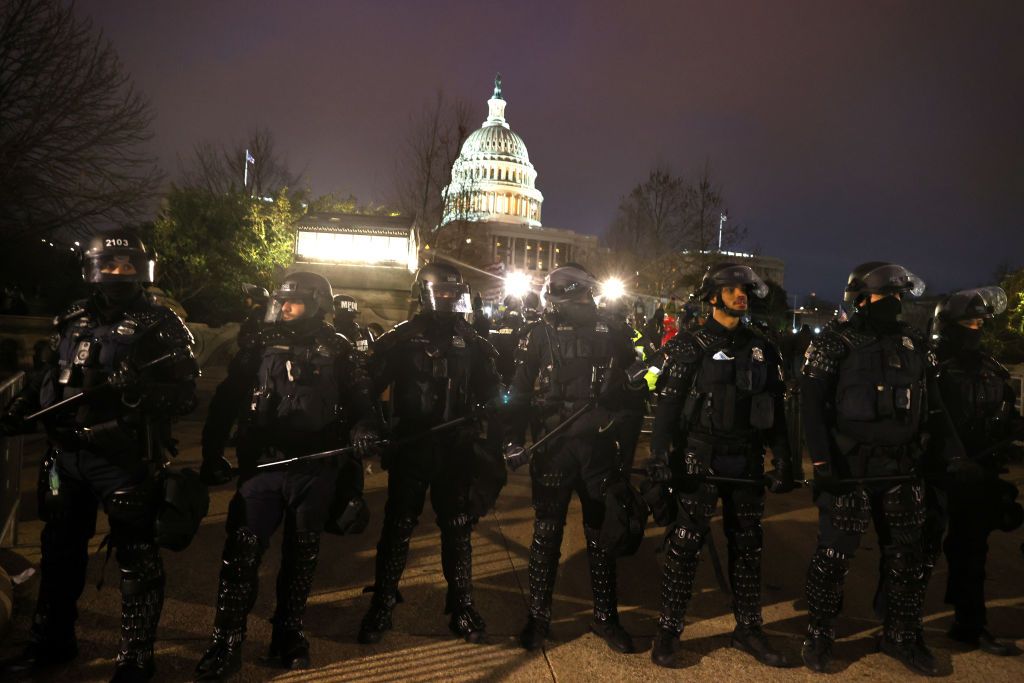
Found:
[882,483,926,543]
[734,498,765,524]
[808,547,850,587]
[107,484,158,538]
[883,548,925,588]
[731,526,763,554]
[440,512,475,535]
[668,524,705,554]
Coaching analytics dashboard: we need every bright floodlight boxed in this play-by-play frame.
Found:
[601,277,626,301]
[504,271,532,298]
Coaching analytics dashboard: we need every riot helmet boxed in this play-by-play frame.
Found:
[333,294,359,316]
[933,286,1007,336]
[413,262,472,313]
[541,263,598,309]
[241,283,269,309]
[843,261,925,305]
[695,263,769,302]
[82,230,156,284]
[522,290,542,321]
[502,294,523,314]
[265,271,333,324]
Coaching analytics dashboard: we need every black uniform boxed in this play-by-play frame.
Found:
[930,317,1023,653]
[488,309,525,385]
[195,313,376,678]
[647,317,792,663]
[801,313,969,674]
[1,292,197,680]
[358,312,501,643]
[507,299,641,651]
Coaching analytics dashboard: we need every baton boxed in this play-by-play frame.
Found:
[256,415,473,470]
[523,402,593,458]
[24,351,178,423]
[837,474,917,486]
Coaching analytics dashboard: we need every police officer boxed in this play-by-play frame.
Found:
[800,262,974,675]
[0,231,198,682]
[238,283,269,350]
[489,294,526,385]
[195,272,378,679]
[930,286,1023,656]
[504,264,644,653]
[333,293,374,353]
[522,290,542,323]
[645,263,794,668]
[358,263,502,645]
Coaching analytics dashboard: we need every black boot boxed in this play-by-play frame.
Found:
[0,610,77,675]
[801,626,834,674]
[803,547,849,673]
[519,615,550,651]
[358,513,416,644]
[111,542,164,682]
[519,518,563,651]
[731,624,788,668]
[653,525,703,667]
[585,527,635,653]
[651,628,684,669]
[880,548,936,676]
[879,632,939,677]
[195,528,264,681]
[264,530,319,669]
[441,516,486,643]
[948,623,1019,656]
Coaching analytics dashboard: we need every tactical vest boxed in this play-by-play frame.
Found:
[249,334,342,440]
[45,307,155,426]
[390,325,476,425]
[538,318,616,407]
[939,353,1011,449]
[834,330,926,445]
[683,329,775,436]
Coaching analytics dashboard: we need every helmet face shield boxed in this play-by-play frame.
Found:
[421,281,472,313]
[936,286,1007,324]
[712,265,769,299]
[265,273,333,323]
[851,264,926,301]
[542,266,597,307]
[84,250,155,284]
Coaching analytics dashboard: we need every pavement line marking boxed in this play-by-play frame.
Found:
[492,499,559,682]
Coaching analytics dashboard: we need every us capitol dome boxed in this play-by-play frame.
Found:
[441,74,543,228]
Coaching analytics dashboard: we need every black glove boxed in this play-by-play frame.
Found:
[200,445,235,486]
[108,360,142,393]
[350,423,382,459]
[645,450,673,484]
[766,461,795,494]
[812,461,850,495]
[503,442,529,471]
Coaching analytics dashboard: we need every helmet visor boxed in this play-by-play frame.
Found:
[422,282,472,313]
[84,251,155,284]
[946,286,1008,320]
[859,264,926,298]
[713,265,769,299]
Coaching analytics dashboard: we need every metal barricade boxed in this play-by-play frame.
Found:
[0,372,25,547]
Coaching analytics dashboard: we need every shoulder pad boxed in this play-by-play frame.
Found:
[316,328,353,355]
[802,330,846,377]
[373,318,423,354]
[664,332,702,363]
[692,327,724,351]
[133,306,195,347]
[835,323,875,350]
[53,300,88,329]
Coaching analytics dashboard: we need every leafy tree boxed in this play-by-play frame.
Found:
[149,188,298,323]
[0,0,161,238]
[182,128,303,203]
[984,266,1024,363]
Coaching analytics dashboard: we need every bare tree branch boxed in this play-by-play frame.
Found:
[0,0,162,238]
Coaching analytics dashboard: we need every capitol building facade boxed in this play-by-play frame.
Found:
[438,75,600,278]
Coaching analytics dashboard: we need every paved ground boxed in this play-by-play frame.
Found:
[2,367,1023,681]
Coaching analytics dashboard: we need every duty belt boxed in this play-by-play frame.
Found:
[687,435,758,457]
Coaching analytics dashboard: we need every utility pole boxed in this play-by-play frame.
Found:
[718,212,727,251]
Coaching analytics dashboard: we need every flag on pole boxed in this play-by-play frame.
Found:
[245,149,255,165]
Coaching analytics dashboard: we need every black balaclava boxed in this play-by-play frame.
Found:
[943,323,983,352]
[93,282,145,319]
[861,295,902,331]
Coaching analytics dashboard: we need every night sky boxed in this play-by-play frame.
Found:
[76,0,1024,301]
